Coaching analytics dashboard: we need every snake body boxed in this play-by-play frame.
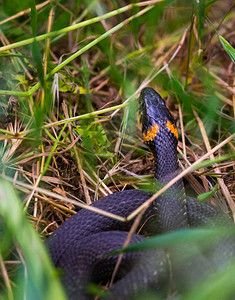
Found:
[48,88,234,299]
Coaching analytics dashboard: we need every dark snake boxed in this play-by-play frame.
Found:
[47,87,235,299]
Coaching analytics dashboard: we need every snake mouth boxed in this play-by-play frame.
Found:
[139,87,178,141]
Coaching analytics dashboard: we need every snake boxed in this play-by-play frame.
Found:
[47,87,235,299]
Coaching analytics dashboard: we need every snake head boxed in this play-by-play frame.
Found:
[139,87,178,143]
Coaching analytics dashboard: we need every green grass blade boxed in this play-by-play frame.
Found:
[219,35,235,63]
[192,153,235,171]
[197,184,219,202]
[108,227,230,255]
[183,260,235,300]
[0,180,66,300]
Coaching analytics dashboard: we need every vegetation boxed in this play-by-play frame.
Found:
[0,0,234,299]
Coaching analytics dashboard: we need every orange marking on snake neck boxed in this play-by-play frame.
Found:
[166,121,178,139]
[143,123,159,142]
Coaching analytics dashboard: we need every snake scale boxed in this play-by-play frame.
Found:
[48,87,235,299]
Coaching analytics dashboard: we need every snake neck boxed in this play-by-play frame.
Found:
[147,126,179,186]
[148,128,188,232]
[153,144,179,186]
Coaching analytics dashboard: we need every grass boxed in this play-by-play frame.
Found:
[0,0,234,299]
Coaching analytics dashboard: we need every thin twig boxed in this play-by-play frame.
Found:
[0,0,50,26]
[2,175,126,222]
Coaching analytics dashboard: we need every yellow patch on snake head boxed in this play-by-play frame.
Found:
[166,121,178,139]
[143,123,159,142]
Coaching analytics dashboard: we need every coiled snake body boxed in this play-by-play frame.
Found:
[48,88,235,299]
